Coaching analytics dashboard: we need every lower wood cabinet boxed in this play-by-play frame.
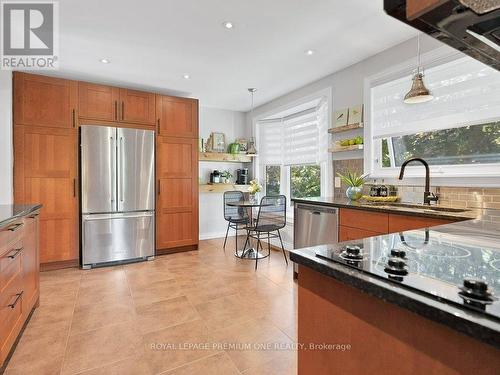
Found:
[338,208,455,242]
[0,211,40,367]
[156,136,199,251]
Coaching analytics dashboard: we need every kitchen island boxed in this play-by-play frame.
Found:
[290,198,500,374]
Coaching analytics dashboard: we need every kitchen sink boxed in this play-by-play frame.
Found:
[364,202,469,213]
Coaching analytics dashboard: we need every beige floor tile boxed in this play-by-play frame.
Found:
[143,319,219,374]
[194,294,264,332]
[135,296,200,335]
[70,294,136,334]
[130,278,185,306]
[210,318,293,372]
[242,349,297,375]
[161,352,240,375]
[71,355,152,375]
[61,322,142,375]
[5,331,67,375]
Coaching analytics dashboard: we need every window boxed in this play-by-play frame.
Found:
[290,165,321,199]
[265,165,281,195]
[257,96,329,209]
[381,122,500,168]
[366,53,500,179]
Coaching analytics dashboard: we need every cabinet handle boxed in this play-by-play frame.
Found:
[72,109,76,128]
[121,101,124,121]
[7,223,23,232]
[73,178,76,197]
[114,101,118,121]
[157,119,160,134]
[7,247,23,259]
[158,181,160,195]
[8,291,23,309]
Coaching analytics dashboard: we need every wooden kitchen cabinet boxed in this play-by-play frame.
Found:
[338,208,457,242]
[406,0,447,20]
[339,226,383,242]
[119,89,156,125]
[78,82,120,122]
[388,213,452,233]
[14,72,78,129]
[156,136,199,251]
[157,95,198,138]
[0,211,40,367]
[13,126,78,267]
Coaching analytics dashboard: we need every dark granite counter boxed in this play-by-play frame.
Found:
[0,204,43,228]
[290,202,500,349]
[292,196,477,221]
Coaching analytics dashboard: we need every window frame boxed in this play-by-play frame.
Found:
[364,47,500,186]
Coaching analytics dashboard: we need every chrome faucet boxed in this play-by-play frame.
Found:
[398,157,438,205]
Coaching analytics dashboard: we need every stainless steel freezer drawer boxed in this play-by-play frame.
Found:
[82,212,154,266]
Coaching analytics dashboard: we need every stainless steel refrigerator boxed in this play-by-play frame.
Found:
[80,125,155,268]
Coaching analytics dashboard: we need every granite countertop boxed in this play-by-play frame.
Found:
[291,196,478,221]
[290,198,500,348]
[0,204,43,228]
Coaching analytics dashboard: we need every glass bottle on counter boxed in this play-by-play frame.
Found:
[379,179,388,197]
[370,180,380,197]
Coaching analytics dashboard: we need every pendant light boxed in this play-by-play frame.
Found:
[247,88,258,155]
[404,34,433,104]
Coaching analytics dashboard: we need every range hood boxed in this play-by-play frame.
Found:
[384,0,500,71]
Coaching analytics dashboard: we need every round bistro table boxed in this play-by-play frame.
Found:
[226,200,272,260]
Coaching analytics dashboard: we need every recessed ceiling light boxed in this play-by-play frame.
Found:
[305,50,315,56]
[222,21,234,29]
[183,74,190,80]
[99,58,110,64]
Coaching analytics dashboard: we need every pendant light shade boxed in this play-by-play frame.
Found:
[247,88,258,155]
[404,34,433,104]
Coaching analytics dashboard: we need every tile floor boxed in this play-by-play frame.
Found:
[4,237,297,375]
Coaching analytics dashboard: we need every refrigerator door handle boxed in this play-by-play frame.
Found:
[119,136,124,204]
[83,212,154,221]
[110,135,116,207]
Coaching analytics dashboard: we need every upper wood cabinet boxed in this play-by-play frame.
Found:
[14,73,78,129]
[78,82,120,122]
[119,89,155,125]
[157,95,198,138]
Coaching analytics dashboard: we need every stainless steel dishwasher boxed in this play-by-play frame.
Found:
[293,202,339,276]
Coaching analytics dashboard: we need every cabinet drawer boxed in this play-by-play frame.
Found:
[0,220,25,250]
[339,226,384,242]
[0,240,23,293]
[339,208,388,234]
[0,273,23,348]
[388,214,453,233]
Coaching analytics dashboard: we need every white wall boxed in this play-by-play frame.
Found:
[0,71,13,205]
[198,107,250,240]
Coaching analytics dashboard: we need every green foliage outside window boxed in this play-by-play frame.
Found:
[290,165,321,199]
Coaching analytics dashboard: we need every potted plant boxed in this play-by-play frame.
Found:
[336,171,367,201]
[247,179,262,203]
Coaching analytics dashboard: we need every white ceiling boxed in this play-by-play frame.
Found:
[49,0,415,111]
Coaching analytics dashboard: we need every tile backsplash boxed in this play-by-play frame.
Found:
[332,159,500,209]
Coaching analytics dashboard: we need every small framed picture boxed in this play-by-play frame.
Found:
[333,108,348,128]
[348,105,363,125]
[236,138,248,154]
[211,132,225,153]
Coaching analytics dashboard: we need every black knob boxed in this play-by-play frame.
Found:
[463,279,488,295]
[388,258,406,270]
[390,249,406,258]
[345,245,361,256]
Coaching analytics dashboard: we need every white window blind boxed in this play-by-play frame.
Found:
[258,99,328,166]
[371,56,500,139]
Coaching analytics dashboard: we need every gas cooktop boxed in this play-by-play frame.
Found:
[316,230,500,320]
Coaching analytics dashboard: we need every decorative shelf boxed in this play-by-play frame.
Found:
[329,144,364,153]
[199,152,252,163]
[328,123,363,133]
[199,183,250,193]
